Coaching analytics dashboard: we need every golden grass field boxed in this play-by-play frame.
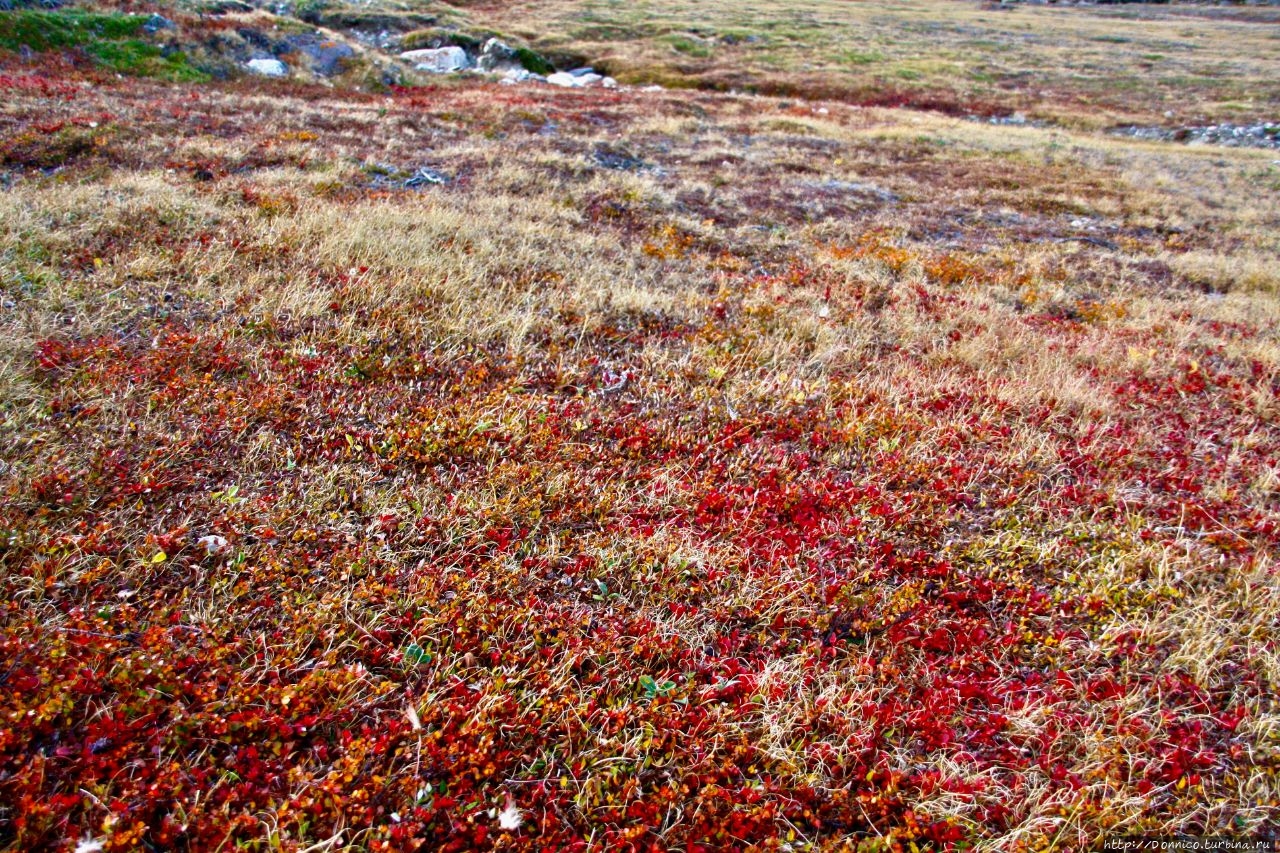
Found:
[0,1,1278,850]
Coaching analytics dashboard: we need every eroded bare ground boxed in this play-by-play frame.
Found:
[1,60,1279,852]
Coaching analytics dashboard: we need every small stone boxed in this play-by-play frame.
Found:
[405,167,449,188]
[247,58,288,77]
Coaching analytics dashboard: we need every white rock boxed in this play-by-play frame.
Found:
[247,58,288,77]
[547,71,602,88]
[401,46,471,73]
[602,77,618,89]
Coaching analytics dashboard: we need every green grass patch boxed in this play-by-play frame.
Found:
[88,41,207,81]
[0,10,146,52]
[0,10,207,80]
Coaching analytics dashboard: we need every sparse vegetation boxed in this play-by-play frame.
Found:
[0,1,1278,851]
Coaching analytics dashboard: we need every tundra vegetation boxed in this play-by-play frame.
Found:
[0,0,1278,851]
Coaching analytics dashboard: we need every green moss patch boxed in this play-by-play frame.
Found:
[0,10,207,80]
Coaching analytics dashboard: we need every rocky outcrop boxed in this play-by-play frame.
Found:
[397,36,615,88]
